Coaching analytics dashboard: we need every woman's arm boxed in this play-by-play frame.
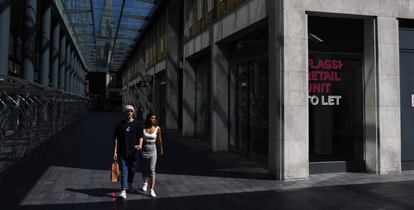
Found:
[138,137,143,149]
[157,127,164,155]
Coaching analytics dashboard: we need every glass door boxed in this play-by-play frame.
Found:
[232,58,269,163]
[235,63,250,152]
[249,59,269,159]
[195,63,211,143]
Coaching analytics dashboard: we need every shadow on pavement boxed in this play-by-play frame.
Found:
[8,181,414,210]
[0,112,272,210]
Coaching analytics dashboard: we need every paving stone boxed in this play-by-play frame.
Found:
[2,112,414,209]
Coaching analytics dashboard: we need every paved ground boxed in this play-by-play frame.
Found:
[2,112,414,209]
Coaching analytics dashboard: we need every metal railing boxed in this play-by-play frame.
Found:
[0,75,92,169]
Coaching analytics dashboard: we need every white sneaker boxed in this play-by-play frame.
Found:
[118,190,127,199]
[142,182,148,192]
[150,189,156,198]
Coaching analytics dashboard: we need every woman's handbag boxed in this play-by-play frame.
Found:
[111,161,120,182]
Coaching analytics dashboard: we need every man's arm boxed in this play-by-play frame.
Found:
[113,138,118,160]
[113,123,119,160]
[135,123,143,150]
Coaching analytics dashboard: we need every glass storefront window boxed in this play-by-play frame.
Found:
[308,17,364,164]
[195,58,211,143]
[309,52,363,161]
[9,0,24,76]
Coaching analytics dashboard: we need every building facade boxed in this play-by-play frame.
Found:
[0,0,87,95]
[121,0,414,180]
[122,0,182,129]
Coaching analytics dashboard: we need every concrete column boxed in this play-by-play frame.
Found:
[69,53,72,93]
[71,73,74,94]
[81,71,84,95]
[72,62,76,94]
[73,58,77,94]
[83,71,85,95]
[78,76,81,95]
[364,18,379,173]
[373,17,401,173]
[40,2,51,86]
[73,54,77,94]
[59,35,66,90]
[182,59,196,137]
[83,71,86,95]
[65,44,71,92]
[51,22,60,89]
[78,62,81,95]
[79,70,82,91]
[70,50,74,93]
[268,0,309,180]
[76,60,80,95]
[79,77,81,95]
[79,65,82,95]
[84,71,86,95]
[69,71,73,94]
[166,4,180,130]
[79,76,82,95]
[74,61,79,95]
[72,54,76,94]
[105,72,110,104]
[0,0,11,76]
[72,73,76,94]
[210,43,229,152]
[22,0,37,82]
[75,75,78,95]
[74,61,78,95]
[166,63,179,130]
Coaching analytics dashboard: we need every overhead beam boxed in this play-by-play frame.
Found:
[137,0,157,4]
[64,9,91,14]
[107,0,127,72]
[89,0,99,72]
[69,22,93,27]
[122,13,149,20]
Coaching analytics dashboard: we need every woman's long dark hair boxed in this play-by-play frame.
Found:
[144,112,157,128]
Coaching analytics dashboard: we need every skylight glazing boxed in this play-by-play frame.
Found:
[61,0,157,72]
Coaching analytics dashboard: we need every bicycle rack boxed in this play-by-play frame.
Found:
[0,75,93,170]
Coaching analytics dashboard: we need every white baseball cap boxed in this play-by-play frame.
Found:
[124,105,134,112]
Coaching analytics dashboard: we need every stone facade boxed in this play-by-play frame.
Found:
[181,0,414,180]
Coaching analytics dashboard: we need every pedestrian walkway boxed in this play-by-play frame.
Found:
[1,112,414,210]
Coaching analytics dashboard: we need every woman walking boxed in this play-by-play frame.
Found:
[138,113,164,198]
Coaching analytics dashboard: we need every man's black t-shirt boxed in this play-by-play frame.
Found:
[113,119,142,158]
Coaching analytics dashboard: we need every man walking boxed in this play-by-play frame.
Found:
[113,105,142,199]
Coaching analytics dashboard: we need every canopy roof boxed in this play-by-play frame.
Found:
[61,0,157,72]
